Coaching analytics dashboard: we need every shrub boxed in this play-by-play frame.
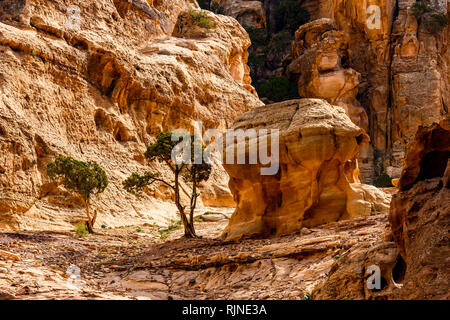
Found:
[373,173,393,188]
[47,156,108,233]
[411,2,449,33]
[245,26,269,48]
[248,51,265,66]
[74,222,89,238]
[256,76,299,102]
[268,31,292,48]
[189,9,215,29]
[426,13,450,33]
[274,0,310,34]
[411,2,433,18]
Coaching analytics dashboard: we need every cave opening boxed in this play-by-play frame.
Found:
[415,150,450,183]
[392,254,407,284]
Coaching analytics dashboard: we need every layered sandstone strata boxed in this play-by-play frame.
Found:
[0,0,262,230]
[220,99,391,240]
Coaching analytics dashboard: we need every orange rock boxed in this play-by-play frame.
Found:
[220,99,391,240]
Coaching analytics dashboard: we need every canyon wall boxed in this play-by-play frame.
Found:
[220,0,449,183]
[312,119,449,299]
[0,0,262,230]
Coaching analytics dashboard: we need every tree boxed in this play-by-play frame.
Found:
[123,132,212,238]
[274,0,310,34]
[46,156,108,233]
[256,76,299,102]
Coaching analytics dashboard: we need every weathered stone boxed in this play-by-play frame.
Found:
[389,122,450,299]
[220,99,391,240]
[212,0,266,29]
[0,0,261,231]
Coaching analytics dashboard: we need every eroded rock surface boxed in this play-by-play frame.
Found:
[389,121,450,299]
[220,99,391,240]
[211,0,266,29]
[0,212,392,300]
[313,120,450,300]
[0,1,261,231]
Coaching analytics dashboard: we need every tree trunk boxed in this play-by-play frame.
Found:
[175,169,196,238]
[82,198,94,234]
[189,169,198,234]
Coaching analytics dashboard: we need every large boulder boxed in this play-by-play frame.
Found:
[220,99,391,240]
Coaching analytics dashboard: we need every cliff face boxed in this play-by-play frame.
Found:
[220,0,449,183]
[0,0,262,230]
[389,120,449,299]
[312,120,449,300]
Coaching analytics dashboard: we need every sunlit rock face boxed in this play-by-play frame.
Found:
[220,99,391,240]
[0,0,262,230]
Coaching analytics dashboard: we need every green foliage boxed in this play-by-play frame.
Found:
[274,0,310,34]
[269,31,292,48]
[74,222,88,238]
[145,132,179,163]
[158,219,182,240]
[123,132,212,238]
[411,2,433,18]
[189,9,215,29]
[248,51,265,67]
[426,13,450,33]
[245,26,269,48]
[46,156,108,201]
[373,173,393,188]
[256,76,299,102]
[303,292,312,300]
[411,2,449,33]
[123,172,160,197]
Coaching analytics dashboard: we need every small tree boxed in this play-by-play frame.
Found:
[123,132,212,238]
[46,156,108,233]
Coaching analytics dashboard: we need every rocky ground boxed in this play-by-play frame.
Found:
[0,208,393,300]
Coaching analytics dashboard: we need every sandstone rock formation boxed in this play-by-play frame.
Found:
[389,121,449,299]
[295,0,449,182]
[0,0,262,231]
[220,99,391,240]
[312,120,450,300]
[212,0,266,29]
[218,0,449,183]
[287,18,374,180]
